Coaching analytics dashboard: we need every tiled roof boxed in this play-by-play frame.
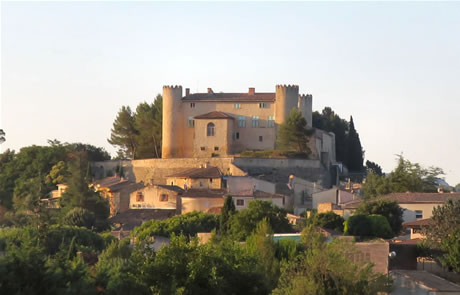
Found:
[182,189,227,198]
[403,218,434,229]
[156,185,184,193]
[166,166,222,179]
[232,189,285,199]
[207,207,222,214]
[194,111,234,120]
[92,176,136,192]
[342,193,460,209]
[109,209,176,225]
[183,92,275,102]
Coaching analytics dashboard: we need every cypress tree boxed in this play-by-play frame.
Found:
[346,116,364,172]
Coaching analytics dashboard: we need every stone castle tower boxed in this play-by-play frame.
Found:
[162,84,313,159]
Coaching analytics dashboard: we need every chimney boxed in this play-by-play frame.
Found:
[207,88,213,94]
[248,87,255,95]
[185,88,190,96]
[204,162,210,168]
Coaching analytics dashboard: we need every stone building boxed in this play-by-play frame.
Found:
[161,85,329,159]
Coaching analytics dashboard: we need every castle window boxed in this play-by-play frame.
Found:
[268,116,275,128]
[236,132,240,140]
[207,123,215,136]
[160,194,168,202]
[238,116,246,128]
[234,103,241,109]
[259,136,263,142]
[200,146,206,151]
[259,103,266,108]
[136,192,144,202]
[188,116,195,128]
[236,199,244,206]
[190,103,195,108]
[214,146,219,151]
[252,116,259,128]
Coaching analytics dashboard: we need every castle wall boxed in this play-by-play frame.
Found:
[275,85,299,125]
[193,118,233,157]
[182,101,276,156]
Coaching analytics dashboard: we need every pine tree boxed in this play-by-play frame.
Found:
[277,109,313,154]
[220,195,236,234]
[134,96,162,159]
[346,116,364,172]
[108,106,138,159]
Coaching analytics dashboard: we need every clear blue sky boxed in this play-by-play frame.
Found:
[1,2,459,185]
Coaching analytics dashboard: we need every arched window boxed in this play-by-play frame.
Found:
[207,122,215,136]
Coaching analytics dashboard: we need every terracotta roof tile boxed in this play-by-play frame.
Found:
[194,111,234,120]
[342,193,460,209]
[109,209,176,225]
[403,218,434,228]
[156,185,184,193]
[183,92,275,102]
[166,166,222,179]
[182,189,227,198]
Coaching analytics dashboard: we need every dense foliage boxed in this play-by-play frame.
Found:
[313,107,364,172]
[108,96,163,159]
[423,200,460,272]
[307,211,345,232]
[356,199,404,236]
[276,109,313,156]
[362,155,444,199]
[344,214,393,238]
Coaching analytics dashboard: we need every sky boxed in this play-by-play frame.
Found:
[1,2,459,185]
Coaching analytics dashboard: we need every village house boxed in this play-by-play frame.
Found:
[166,165,223,190]
[342,192,460,223]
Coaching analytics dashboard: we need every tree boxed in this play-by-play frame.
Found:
[362,155,445,199]
[307,211,345,232]
[59,152,109,230]
[134,96,162,159]
[108,106,138,159]
[346,116,364,172]
[273,227,392,294]
[454,183,460,192]
[62,207,96,229]
[366,160,383,176]
[423,199,460,272]
[229,200,294,241]
[277,109,313,154]
[220,195,236,234]
[0,129,5,144]
[343,215,372,237]
[356,199,404,236]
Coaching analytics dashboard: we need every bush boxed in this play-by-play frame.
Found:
[344,214,393,238]
[308,211,345,232]
[356,199,404,236]
[62,207,96,229]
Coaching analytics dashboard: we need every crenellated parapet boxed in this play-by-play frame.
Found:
[298,94,313,126]
[275,84,300,125]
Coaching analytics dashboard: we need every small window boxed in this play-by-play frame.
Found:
[136,192,144,202]
[415,210,423,219]
[236,199,244,206]
[268,116,275,128]
[188,116,195,128]
[160,194,168,202]
[236,132,239,140]
[200,182,203,187]
[234,103,241,109]
[214,146,219,151]
[190,103,195,108]
[207,122,215,136]
[238,116,246,128]
[259,103,266,108]
[252,116,259,128]
[259,136,263,142]
[209,178,213,183]
[200,146,206,151]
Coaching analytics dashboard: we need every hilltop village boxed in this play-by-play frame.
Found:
[1,84,460,294]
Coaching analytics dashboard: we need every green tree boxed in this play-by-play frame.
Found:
[277,109,313,154]
[362,156,444,199]
[455,183,460,192]
[423,199,460,272]
[366,160,383,176]
[60,152,109,230]
[62,207,96,229]
[307,211,345,232]
[346,116,364,172]
[273,227,392,295]
[229,200,293,241]
[0,129,5,144]
[46,161,69,185]
[108,106,138,159]
[220,195,236,234]
[344,214,393,238]
[134,96,163,159]
[356,199,404,236]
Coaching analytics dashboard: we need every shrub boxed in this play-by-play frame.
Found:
[344,214,393,238]
[62,207,96,229]
[308,211,345,232]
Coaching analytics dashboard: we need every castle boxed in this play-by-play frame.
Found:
[162,85,315,158]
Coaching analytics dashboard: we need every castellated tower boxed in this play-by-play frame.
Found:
[162,85,183,158]
[275,85,299,125]
[298,94,313,127]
